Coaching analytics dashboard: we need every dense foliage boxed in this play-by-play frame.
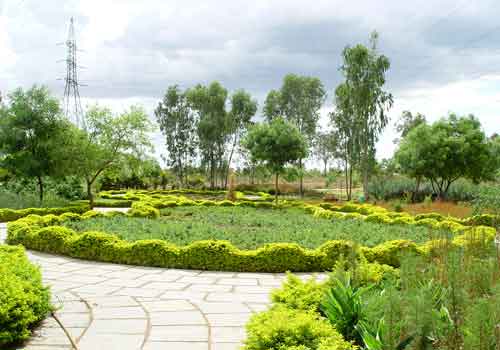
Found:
[243,117,308,202]
[248,236,500,350]
[395,114,499,199]
[0,245,51,347]
[0,86,76,203]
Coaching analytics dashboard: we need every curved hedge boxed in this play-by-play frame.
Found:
[0,203,90,223]
[6,209,496,272]
[0,245,51,347]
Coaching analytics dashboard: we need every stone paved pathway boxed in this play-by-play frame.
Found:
[0,212,326,350]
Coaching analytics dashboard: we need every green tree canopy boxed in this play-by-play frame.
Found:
[395,114,497,199]
[155,85,197,186]
[332,32,393,199]
[186,82,230,188]
[0,86,74,203]
[263,73,326,196]
[70,105,153,207]
[243,117,307,203]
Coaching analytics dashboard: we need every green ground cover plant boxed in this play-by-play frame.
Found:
[64,206,439,248]
[0,245,51,347]
[248,237,500,350]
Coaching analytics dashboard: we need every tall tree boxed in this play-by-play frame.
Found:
[330,86,357,200]
[395,114,497,199]
[332,32,393,199]
[186,82,230,189]
[394,110,426,144]
[314,131,339,175]
[243,117,307,203]
[263,74,326,196]
[155,85,197,186]
[225,90,257,186]
[0,86,73,203]
[70,105,153,207]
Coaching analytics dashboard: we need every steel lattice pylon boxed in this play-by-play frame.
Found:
[62,17,85,129]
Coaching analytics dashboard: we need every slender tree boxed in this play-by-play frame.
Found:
[155,85,197,186]
[263,74,326,196]
[314,131,339,176]
[225,90,257,186]
[332,32,393,200]
[394,110,426,144]
[186,82,230,189]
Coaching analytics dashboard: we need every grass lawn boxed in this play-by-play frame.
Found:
[63,206,441,249]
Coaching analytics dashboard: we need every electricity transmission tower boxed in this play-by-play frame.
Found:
[60,17,86,129]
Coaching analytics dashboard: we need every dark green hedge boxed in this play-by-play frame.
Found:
[0,245,51,347]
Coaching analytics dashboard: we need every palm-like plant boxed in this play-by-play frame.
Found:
[356,319,415,350]
[320,273,373,344]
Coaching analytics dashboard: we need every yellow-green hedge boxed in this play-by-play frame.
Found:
[0,245,51,347]
[6,210,496,272]
[0,203,90,223]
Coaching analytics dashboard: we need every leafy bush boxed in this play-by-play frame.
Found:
[271,273,327,312]
[243,305,354,350]
[0,245,51,347]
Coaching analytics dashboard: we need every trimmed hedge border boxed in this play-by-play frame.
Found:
[0,245,51,347]
[0,203,90,223]
[6,205,496,272]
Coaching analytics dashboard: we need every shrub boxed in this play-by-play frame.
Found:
[0,203,89,222]
[271,273,327,312]
[129,202,160,219]
[243,305,354,350]
[0,245,51,347]
[362,240,420,267]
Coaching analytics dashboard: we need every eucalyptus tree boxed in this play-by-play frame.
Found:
[332,32,393,199]
[394,110,426,144]
[263,74,326,196]
[186,82,230,189]
[225,89,257,186]
[314,131,339,176]
[155,85,197,186]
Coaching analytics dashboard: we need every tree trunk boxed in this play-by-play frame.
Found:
[323,159,328,176]
[362,154,369,201]
[275,172,279,204]
[412,176,421,203]
[348,165,353,201]
[299,158,304,198]
[37,176,44,205]
[225,134,238,189]
[87,180,94,209]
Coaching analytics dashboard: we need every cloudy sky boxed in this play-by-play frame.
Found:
[1,0,499,166]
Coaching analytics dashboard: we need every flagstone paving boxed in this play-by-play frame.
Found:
[0,213,327,350]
